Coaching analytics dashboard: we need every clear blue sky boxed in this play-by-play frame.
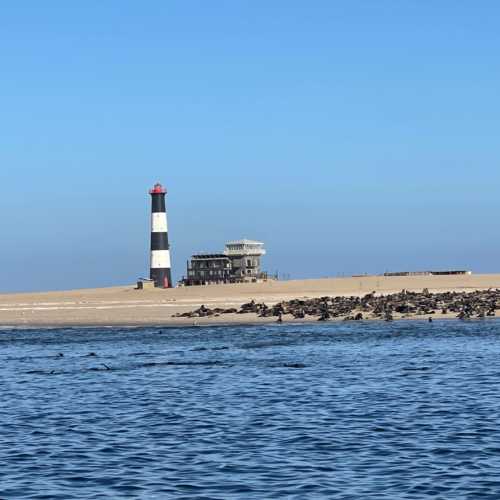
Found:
[1,1,499,292]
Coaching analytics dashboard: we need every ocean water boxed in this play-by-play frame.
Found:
[2,321,500,499]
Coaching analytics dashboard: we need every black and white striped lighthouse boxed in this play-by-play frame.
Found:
[149,183,172,288]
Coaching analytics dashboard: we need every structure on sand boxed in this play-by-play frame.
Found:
[181,239,267,286]
[149,183,172,288]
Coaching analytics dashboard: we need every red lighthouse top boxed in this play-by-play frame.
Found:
[149,182,166,195]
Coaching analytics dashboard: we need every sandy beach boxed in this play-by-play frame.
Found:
[1,273,500,327]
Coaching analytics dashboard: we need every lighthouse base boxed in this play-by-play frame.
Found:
[150,268,172,288]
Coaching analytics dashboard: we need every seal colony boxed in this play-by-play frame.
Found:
[172,289,500,322]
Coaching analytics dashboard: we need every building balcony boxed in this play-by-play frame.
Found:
[224,239,266,257]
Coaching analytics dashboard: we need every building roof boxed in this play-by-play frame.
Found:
[225,239,264,246]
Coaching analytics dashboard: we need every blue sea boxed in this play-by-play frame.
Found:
[2,321,500,499]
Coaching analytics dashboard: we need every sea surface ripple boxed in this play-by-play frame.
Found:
[2,320,500,499]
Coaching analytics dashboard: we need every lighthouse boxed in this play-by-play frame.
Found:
[149,183,172,288]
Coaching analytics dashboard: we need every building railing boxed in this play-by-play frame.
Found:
[224,248,266,256]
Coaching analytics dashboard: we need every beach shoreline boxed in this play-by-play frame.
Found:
[1,274,500,328]
[1,316,498,331]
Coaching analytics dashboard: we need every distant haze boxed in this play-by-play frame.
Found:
[1,1,499,292]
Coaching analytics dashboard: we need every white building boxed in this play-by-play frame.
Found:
[224,239,266,279]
